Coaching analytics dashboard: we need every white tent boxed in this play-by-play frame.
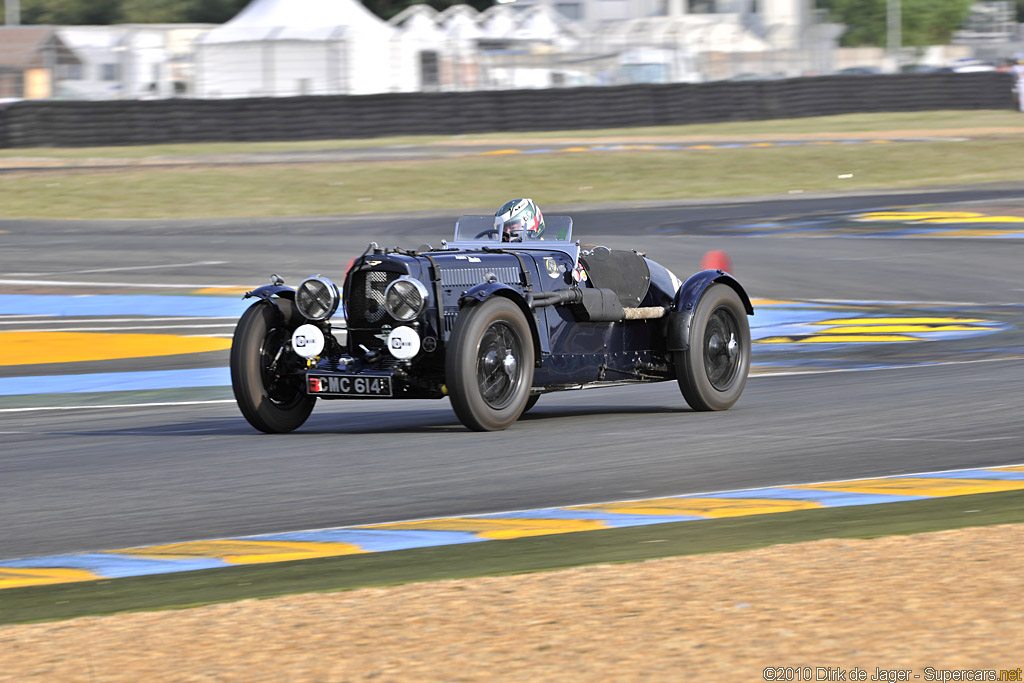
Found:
[389,5,457,91]
[478,5,517,40]
[389,6,448,61]
[195,0,414,97]
[512,6,581,51]
[437,5,483,49]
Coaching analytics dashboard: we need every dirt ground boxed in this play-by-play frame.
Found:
[2,523,1023,682]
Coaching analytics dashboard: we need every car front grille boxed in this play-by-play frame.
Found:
[346,270,400,327]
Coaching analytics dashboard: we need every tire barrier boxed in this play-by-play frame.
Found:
[0,71,1015,148]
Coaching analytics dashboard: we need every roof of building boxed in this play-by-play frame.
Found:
[199,0,393,43]
[0,26,82,69]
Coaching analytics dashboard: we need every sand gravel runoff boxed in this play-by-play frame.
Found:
[2,523,1023,682]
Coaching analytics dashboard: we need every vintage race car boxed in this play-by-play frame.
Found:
[230,215,753,432]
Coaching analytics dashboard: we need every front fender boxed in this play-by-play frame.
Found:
[667,270,753,352]
[458,283,549,361]
[244,284,296,302]
[242,285,297,319]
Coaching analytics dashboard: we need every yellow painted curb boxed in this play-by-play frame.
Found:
[0,331,231,366]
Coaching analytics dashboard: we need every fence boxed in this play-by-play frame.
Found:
[0,71,1015,148]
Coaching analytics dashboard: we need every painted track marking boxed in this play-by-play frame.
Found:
[2,463,1022,590]
[7,261,228,278]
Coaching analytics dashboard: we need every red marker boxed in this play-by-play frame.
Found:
[701,250,733,273]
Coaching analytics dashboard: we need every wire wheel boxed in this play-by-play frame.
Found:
[447,297,534,431]
[702,306,742,391]
[476,321,524,410]
[231,299,316,433]
[259,324,308,409]
[675,283,750,411]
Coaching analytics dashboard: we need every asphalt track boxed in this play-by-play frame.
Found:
[1,185,1023,562]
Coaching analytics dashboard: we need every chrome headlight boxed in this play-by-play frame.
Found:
[296,275,339,321]
[384,276,428,322]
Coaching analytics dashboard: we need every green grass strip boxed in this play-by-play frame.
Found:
[3,138,1024,220]
[2,110,1022,220]
[3,490,1022,625]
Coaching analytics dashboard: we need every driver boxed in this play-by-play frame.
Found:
[494,198,545,242]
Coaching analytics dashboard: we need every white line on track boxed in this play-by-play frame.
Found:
[798,296,1022,308]
[0,316,239,325]
[0,355,1020,415]
[6,324,236,332]
[0,278,248,289]
[0,400,236,413]
[7,261,228,277]
[754,354,1024,377]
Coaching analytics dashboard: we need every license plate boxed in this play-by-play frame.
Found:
[308,375,392,397]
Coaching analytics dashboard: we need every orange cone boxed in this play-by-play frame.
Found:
[701,250,733,273]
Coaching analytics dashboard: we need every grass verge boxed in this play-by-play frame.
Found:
[1,111,1022,220]
[3,138,1024,220]
[3,490,1022,625]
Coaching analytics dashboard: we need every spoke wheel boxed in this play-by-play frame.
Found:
[675,283,750,411]
[231,299,315,433]
[447,297,534,431]
[703,307,742,391]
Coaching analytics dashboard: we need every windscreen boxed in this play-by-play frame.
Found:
[453,216,573,243]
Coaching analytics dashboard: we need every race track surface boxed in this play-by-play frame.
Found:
[1,186,1022,561]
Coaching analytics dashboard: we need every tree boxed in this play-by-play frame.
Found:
[19,0,123,24]
[16,0,251,25]
[119,0,250,24]
[817,0,975,47]
[362,0,491,20]
[12,0,493,24]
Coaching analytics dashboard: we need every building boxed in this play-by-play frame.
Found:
[0,26,82,99]
[194,0,415,97]
[55,25,214,100]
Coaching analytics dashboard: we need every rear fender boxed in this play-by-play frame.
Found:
[459,283,549,361]
[667,270,753,352]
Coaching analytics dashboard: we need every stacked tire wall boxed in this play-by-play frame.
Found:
[0,71,1015,148]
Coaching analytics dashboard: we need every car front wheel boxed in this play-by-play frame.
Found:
[231,299,315,433]
[447,297,535,431]
[675,283,750,411]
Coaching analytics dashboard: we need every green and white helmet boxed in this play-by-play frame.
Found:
[494,198,544,242]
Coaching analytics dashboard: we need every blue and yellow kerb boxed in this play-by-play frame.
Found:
[3,464,1023,590]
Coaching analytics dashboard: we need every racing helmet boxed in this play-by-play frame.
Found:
[494,198,544,242]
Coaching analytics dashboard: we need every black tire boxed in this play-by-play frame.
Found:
[447,297,535,431]
[231,299,315,433]
[675,283,750,411]
[521,394,541,416]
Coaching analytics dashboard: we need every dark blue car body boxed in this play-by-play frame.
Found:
[232,215,753,432]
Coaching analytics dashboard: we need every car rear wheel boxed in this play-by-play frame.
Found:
[675,283,750,411]
[447,297,535,431]
[231,299,315,433]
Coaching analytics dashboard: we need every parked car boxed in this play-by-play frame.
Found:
[230,213,753,432]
